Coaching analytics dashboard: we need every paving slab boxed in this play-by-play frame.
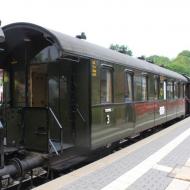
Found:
[33,117,190,190]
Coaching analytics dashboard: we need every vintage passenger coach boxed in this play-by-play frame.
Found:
[0,22,189,188]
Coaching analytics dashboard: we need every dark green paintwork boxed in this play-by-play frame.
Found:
[23,108,48,152]
[90,59,186,149]
[6,108,22,146]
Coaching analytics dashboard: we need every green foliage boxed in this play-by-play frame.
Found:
[146,50,190,76]
[110,44,133,56]
[109,42,190,76]
[146,55,171,66]
[178,50,190,57]
[167,50,190,76]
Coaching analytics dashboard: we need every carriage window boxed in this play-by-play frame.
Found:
[184,84,186,98]
[31,45,59,63]
[154,77,159,100]
[159,77,166,100]
[180,83,185,98]
[177,83,180,98]
[100,68,113,103]
[134,74,147,101]
[167,81,174,99]
[174,82,178,99]
[142,76,147,101]
[148,75,155,100]
[134,75,141,101]
[124,72,133,102]
[13,70,25,106]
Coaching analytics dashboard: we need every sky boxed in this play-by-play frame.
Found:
[1,0,190,59]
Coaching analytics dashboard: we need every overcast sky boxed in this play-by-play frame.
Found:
[1,0,190,58]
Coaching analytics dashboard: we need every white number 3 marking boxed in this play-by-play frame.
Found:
[106,114,110,125]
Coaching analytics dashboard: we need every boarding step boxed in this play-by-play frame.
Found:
[49,139,74,153]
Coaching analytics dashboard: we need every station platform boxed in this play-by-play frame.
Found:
[34,117,190,190]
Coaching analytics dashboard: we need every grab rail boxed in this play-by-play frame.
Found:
[48,107,63,129]
[47,107,64,154]
[76,108,86,123]
[49,139,59,155]
[75,104,86,123]
[22,107,64,154]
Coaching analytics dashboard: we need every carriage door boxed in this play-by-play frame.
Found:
[24,64,48,152]
[48,61,74,152]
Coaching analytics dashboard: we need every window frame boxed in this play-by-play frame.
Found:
[179,83,183,98]
[124,69,134,102]
[183,83,186,98]
[159,76,167,100]
[134,72,148,102]
[141,73,148,101]
[166,80,174,100]
[154,75,159,100]
[174,81,179,99]
[100,64,114,104]
[148,74,158,101]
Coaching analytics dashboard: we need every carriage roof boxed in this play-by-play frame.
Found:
[2,22,187,82]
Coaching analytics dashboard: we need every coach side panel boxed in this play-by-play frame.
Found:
[90,59,186,149]
[91,60,135,149]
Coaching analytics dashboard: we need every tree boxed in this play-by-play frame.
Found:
[146,51,190,76]
[168,50,190,76]
[110,44,133,56]
[146,55,171,66]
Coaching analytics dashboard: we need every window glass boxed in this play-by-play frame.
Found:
[183,84,185,98]
[159,77,166,100]
[142,76,147,101]
[13,70,25,106]
[31,45,59,63]
[179,84,183,98]
[174,82,178,99]
[167,81,174,99]
[134,75,142,101]
[148,75,155,100]
[154,77,158,100]
[178,83,180,98]
[100,68,113,103]
[134,74,147,101]
[124,72,133,102]
[164,81,167,100]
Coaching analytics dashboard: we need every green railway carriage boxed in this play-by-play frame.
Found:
[0,22,188,186]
